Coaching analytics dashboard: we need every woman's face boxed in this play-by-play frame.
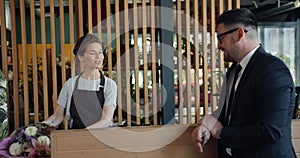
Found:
[79,42,104,70]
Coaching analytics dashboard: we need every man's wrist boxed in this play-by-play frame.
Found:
[197,123,209,131]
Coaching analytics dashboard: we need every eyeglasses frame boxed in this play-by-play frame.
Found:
[217,28,248,44]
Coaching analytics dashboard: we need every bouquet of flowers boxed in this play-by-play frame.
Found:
[0,123,53,158]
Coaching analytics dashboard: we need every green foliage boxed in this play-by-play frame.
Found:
[0,70,6,105]
[0,70,8,139]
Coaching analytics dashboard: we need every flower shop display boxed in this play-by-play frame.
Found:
[0,122,54,157]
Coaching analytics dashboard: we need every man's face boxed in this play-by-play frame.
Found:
[217,23,239,62]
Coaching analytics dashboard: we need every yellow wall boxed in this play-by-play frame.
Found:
[17,44,72,74]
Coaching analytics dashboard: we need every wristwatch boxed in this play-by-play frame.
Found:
[217,128,223,139]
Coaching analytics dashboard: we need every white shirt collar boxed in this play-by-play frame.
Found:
[239,45,260,71]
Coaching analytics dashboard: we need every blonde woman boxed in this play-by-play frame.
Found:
[43,34,117,129]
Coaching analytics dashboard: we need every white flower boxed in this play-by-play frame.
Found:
[37,136,50,146]
[9,142,22,156]
[24,126,38,136]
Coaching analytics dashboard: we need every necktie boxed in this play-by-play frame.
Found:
[225,64,242,124]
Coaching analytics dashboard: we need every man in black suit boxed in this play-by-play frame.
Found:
[192,8,296,158]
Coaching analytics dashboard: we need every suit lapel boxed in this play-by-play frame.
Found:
[229,46,265,124]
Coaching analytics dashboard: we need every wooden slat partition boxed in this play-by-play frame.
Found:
[77,0,84,37]
[142,0,149,125]
[227,0,233,10]
[106,0,113,78]
[69,0,75,77]
[40,0,49,119]
[59,0,68,130]
[19,0,29,126]
[133,0,141,125]
[176,0,183,124]
[59,0,66,87]
[0,1,13,129]
[87,0,93,32]
[9,0,19,131]
[29,0,39,123]
[235,0,241,8]
[0,0,8,79]
[202,0,209,116]
[210,0,216,112]
[218,0,225,92]
[50,0,57,113]
[193,0,200,123]
[96,1,102,42]
[150,0,158,125]
[0,0,242,130]
[185,0,192,124]
[124,0,132,126]
[115,0,124,126]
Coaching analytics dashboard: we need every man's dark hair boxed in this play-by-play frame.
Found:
[216,8,258,30]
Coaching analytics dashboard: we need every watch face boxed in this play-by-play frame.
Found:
[218,128,223,138]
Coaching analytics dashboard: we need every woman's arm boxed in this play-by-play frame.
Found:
[86,105,115,129]
[42,105,65,127]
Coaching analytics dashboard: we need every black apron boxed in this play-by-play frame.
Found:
[70,71,105,129]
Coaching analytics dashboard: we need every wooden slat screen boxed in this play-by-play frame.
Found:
[185,0,192,124]
[176,0,183,124]
[133,0,140,125]
[0,0,240,131]
[150,0,158,125]
[40,0,49,120]
[9,0,19,131]
[29,0,39,123]
[124,0,131,126]
[193,0,200,123]
[0,0,8,83]
[202,0,209,120]
[19,0,29,126]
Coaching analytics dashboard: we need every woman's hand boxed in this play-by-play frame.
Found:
[86,105,115,129]
[42,105,64,127]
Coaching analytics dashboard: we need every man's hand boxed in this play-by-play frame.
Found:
[198,115,223,139]
[191,125,211,152]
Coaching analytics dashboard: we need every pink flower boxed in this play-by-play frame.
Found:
[28,139,51,158]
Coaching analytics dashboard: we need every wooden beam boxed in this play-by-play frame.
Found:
[40,0,49,119]
[30,0,39,123]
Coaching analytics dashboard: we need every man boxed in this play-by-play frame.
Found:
[192,8,296,158]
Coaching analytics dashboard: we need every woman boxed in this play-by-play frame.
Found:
[43,33,117,129]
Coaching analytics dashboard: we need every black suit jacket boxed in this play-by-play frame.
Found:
[217,46,296,158]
